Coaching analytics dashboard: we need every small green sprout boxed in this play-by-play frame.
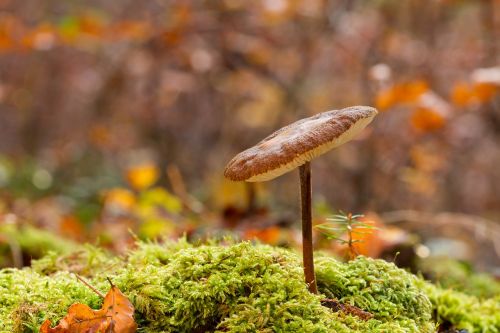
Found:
[316,212,377,260]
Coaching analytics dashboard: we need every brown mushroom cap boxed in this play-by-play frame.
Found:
[224,106,378,182]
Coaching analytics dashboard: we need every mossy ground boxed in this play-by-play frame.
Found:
[0,240,499,333]
[0,224,79,267]
[418,256,500,299]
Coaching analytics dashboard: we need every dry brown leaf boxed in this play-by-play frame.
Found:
[40,284,137,333]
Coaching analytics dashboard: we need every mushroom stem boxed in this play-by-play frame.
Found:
[245,182,256,215]
[299,161,318,294]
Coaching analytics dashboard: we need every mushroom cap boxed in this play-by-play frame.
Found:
[224,106,378,182]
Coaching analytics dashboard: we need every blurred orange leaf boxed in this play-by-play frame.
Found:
[451,82,473,106]
[375,80,429,110]
[111,21,151,41]
[351,216,383,258]
[0,15,24,51]
[243,226,281,245]
[410,107,446,132]
[59,215,84,240]
[375,88,397,110]
[40,283,137,333]
[79,13,106,38]
[451,81,498,106]
[103,188,136,213]
[473,82,498,103]
[401,80,429,103]
[20,24,57,50]
[125,163,159,191]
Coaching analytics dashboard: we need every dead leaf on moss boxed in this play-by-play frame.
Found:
[40,283,137,333]
[321,298,374,320]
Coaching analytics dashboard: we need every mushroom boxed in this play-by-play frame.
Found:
[224,106,378,293]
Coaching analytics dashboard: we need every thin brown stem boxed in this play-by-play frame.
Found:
[75,274,105,299]
[245,182,257,215]
[299,162,318,294]
[7,238,22,268]
[346,213,358,260]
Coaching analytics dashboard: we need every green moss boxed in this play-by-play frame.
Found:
[126,237,192,267]
[0,240,498,333]
[418,280,500,333]
[0,269,102,332]
[0,225,79,267]
[418,256,500,299]
[31,244,118,278]
[117,243,350,332]
[315,255,434,332]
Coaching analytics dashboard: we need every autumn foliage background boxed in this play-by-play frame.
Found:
[0,1,499,261]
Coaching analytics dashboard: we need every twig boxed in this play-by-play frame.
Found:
[75,274,105,299]
[166,164,188,201]
[106,277,115,288]
[321,298,373,320]
[166,164,204,213]
[7,238,23,268]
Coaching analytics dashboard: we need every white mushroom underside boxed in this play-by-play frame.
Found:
[246,115,374,182]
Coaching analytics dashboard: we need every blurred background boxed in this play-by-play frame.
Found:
[0,0,499,283]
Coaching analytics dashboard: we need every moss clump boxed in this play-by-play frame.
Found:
[31,244,119,278]
[0,240,498,332]
[418,256,500,299]
[316,255,434,331]
[0,269,102,332]
[418,280,500,333]
[126,237,193,267]
[0,225,79,267]
[116,242,370,332]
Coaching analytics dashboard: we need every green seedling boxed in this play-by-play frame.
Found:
[316,212,377,260]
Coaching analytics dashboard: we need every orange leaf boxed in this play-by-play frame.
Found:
[243,226,281,245]
[375,88,397,111]
[40,284,137,333]
[125,162,159,191]
[400,80,429,103]
[59,215,84,241]
[351,216,383,258]
[451,82,473,106]
[20,24,57,51]
[103,188,136,213]
[375,80,429,110]
[410,107,446,132]
[472,82,498,103]
[451,81,498,106]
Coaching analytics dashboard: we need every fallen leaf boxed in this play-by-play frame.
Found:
[451,82,473,107]
[375,80,429,110]
[243,226,281,245]
[40,283,137,333]
[351,216,383,258]
[472,82,498,103]
[321,298,373,320]
[410,107,446,132]
[451,80,499,107]
[103,188,136,213]
[125,162,159,191]
[59,215,85,241]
